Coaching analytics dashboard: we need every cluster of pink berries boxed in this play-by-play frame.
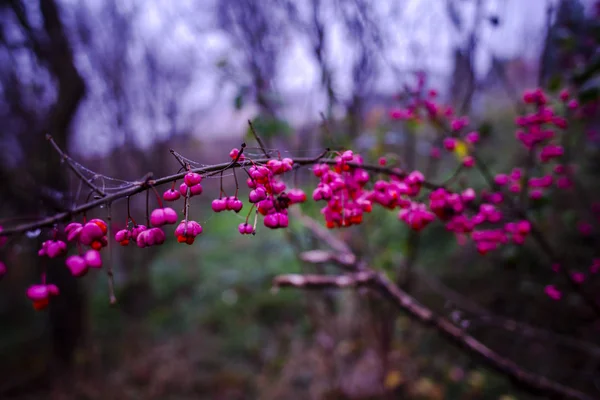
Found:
[3,80,598,310]
[312,151,372,228]
[249,157,305,230]
[386,78,600,302]
[24,219,109,310]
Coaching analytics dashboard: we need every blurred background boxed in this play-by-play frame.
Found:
[1,0,599,398]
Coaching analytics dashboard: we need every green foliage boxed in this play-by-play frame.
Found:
[246,115,292,142]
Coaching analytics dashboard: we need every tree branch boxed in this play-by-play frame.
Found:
[46,134,106,197]
[272,270,595,400]
[0,155,441,236]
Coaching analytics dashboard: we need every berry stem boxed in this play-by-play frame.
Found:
[145,190,150,226]
[247,120,270,159]
[233,167,239,197]
[106,202,117,305]
[149,183,164,208]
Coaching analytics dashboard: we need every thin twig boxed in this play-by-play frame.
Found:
[247,120,270,159]
[169,149,187,168]
[46,134,106,197]
[106,202,117,305]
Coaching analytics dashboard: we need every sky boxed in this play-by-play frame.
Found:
[68,0,568,156]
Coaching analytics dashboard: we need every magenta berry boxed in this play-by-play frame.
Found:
[79,222,105,246]
[27,284,50,301]
[66,255,89,277]
[226,197,243,212]
[163,188,181,201]
[131,225,147,240]
[65,222,83,242]
[249,187,267,203]
[115,229,131,246]
[212,198,227,212]
[137,227,166,248]
[39,240,67,258]
[189,183,203,196]
[287,189,307,204]
[84,249,103,269]
[544,285,562,301]
[462,156,474,168]
[229,148,245,161]
[465,131,479,144]
[443,138,457,151]
[238,223,254,235]
[184,172,202,186]
[26,283,60,311]
[0,261,6,279]
[150,207,178,227]
[179,183,189,196]
[175,220,203,244]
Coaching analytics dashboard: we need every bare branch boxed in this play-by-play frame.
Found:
[46,134,106,197]
[273,269,595,400]
[247,120,270,159]
[0,155,441,236]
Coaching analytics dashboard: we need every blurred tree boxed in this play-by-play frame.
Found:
[0,0,86,382]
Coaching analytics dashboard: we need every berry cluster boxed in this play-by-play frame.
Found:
[0,81,597,310]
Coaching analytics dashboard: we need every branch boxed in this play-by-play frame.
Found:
[287,211,596,400]
[0,156,442,236]
[247,120,270,158]
[272,271,595,400]
[46,134,106,197]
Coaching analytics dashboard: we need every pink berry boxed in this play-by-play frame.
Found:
[229,148,245,161]
[179,183,189,196]
[494,174,508,186]
[150,208,177,227]
[249,187,267,203]
[66,255,89,277]
[47,284,60,296]
[465,131,479,144]
[226,197,243,212]
[212,198,227,212]
[131,225,147,240]
[462,156,474,168]
[189,184,203,196]
[163,207,178,224]
[571,272,585,284]
[443,138,457,151]
[79,222,104,246]
[238,223,254,235]
[264,213,279,229]
[341,150,354,161]
[287,188,307,204]
[115,229,131,246]
[163,189,181,202]
[84,249,102,269]
[544,285,562,301]
[27,284,49,301]
[271,180,286,194]
[150,208,166,227]
[65,223,83,242]
[184,172,202,186]
[461,188,476,202]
